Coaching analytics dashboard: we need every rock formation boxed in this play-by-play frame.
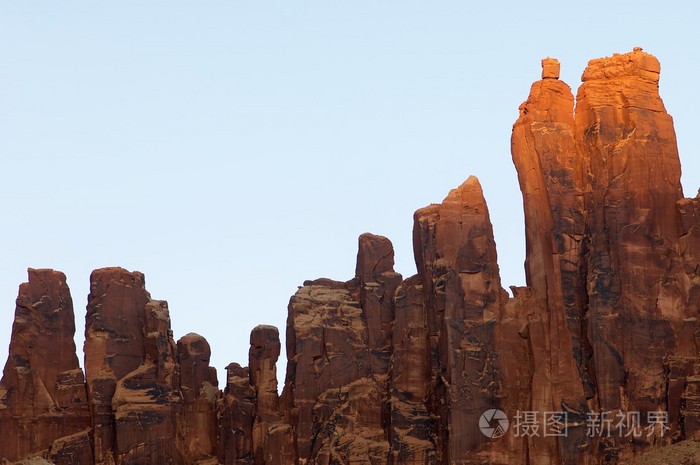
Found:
[0,269,91,465]
[2,48,700,465]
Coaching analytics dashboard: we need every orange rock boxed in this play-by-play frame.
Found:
[541,57,560,79]
[4,49,700,465]
[575,48,690,461]
[512,57,590,463]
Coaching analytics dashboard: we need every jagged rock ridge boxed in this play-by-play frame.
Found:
[2,48,700,465]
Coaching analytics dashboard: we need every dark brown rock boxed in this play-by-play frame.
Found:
[177,333,219,463]
[249,326,294,465]
[388,275,435,465]
[0,269,91,464]
[280,235,403,465]
[112,300,183,465]
[47,429,94,465]
[281,278,391,464]
[84,267,151,464]
[83,268,217,465]
[356,232,395,283]
[413,176,508,464]
[357,233,403,376]
[218,363,255,465]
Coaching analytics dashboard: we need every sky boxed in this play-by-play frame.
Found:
[1,1,698,385]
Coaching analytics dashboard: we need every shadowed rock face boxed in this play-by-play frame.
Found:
[2,49,700,465]
[0,269,91,465]
[412,176,506,464]
[279,232,402,465]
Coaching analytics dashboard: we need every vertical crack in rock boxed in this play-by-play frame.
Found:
[512,57,590,464]
[573,48,694,461]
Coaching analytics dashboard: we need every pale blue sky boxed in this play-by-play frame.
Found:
[2,1,698,381]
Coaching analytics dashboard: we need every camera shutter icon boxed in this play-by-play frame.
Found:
[479,409,509,438]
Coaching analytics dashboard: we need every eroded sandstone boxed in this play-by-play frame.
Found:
[2,49,699,465]
[0,269,91,464]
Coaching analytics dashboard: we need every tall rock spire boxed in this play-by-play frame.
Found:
[511,57,589,464]
[575,48,692,458]
[413,176,508,464]
[0,269,92,464]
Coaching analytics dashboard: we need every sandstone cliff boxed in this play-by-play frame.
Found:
[2,48,699,465]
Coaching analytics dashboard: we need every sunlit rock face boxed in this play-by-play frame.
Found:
[510,48,697,463]
[2,49,700,465]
